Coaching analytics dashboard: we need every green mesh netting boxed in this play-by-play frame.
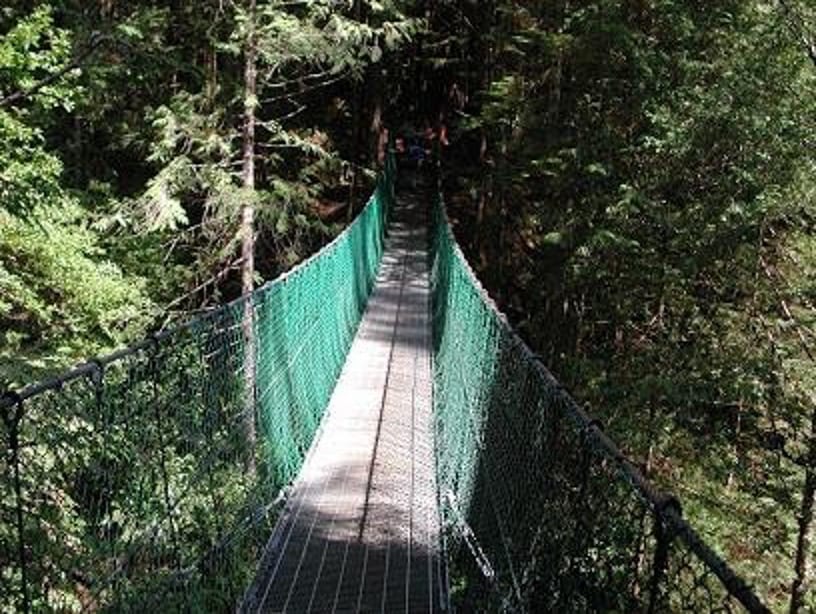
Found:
[430,192,768,613]
[254,160,392,486]
[0,157,394,613]
[0,155,771,614]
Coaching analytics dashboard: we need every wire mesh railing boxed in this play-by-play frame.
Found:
[430,191,771,613]
[0,156,395,613]
[1,153,774,613]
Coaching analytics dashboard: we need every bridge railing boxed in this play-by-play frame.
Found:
[0,156,395,613]
[430,192,770,613]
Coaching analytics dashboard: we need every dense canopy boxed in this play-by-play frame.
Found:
[0,1,814,611]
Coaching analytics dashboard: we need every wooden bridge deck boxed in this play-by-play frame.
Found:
[243,188,446,613]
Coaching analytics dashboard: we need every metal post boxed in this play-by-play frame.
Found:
[147,338,181,571]
[4,392,30,613]
[647,497,680,614]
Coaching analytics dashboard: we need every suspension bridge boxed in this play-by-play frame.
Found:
[1,157,770,613]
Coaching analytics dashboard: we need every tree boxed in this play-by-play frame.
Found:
[133,0,415,467]
[417,1,816,608]
[0,5,154,386]
[241,0,259,473]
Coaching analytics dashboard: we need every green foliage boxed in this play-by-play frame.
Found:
[126,0,417,300]
[8,0,813,609]
[0,110,64,213]
[0,5,159,385]
[0,6,79,214]
[0,1,412,604]
[0,5,79,111]
[433,0,816,608]
[0,158,393,613]
[0,0,416,383]
[0,203,153,386]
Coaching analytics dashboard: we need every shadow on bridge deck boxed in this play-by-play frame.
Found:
[241,187,447,613]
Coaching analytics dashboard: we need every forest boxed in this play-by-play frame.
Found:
[1,0,815,612]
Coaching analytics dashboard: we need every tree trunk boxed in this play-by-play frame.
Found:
[370,100,385,166]
[348,80,361,222]
[240,0,258,476]
[347,0,366,222]
[790,406,815,613]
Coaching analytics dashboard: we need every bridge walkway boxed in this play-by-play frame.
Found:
[243,186,446,613]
